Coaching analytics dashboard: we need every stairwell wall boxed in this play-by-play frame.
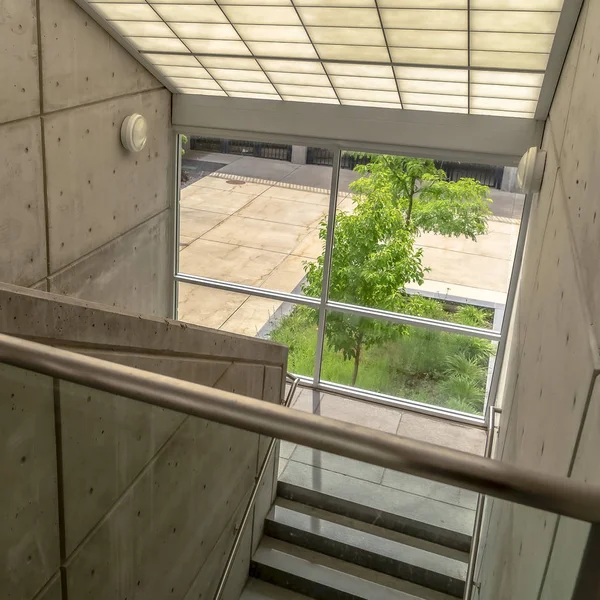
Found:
[0,0,173,317]
[474,0,600,597]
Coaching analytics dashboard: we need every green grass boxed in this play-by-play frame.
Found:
[268,304,495,415]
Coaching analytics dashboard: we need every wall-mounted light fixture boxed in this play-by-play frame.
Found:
[120,113,148,153]
[517,147,546,194]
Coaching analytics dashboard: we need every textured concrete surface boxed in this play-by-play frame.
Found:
[0,365,60,600]
[48,210,172,317]
[0,0,39,124]
[476,0,600,596]
[0,283,287,365]
[0,118,47,287]
[44,89,171,271]
[39,0,160,112]
[1,0,172,319]
[1,286,287,600]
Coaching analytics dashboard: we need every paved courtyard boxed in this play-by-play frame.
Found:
[178,152,522,337]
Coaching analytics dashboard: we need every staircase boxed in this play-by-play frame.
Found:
[241,449,474,600]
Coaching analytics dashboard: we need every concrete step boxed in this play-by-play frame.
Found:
[278,461,474,552]
[265,501,467,598]
[251,537,457,600]
[240,578,313,600]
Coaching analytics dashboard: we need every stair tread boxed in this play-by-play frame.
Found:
[266,503,467,582]
[241,579,313,600]
[279,461,474,550]
[274,498,469,563]
[253,537,456,600]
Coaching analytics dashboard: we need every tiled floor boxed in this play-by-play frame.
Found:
[278,386,486,513]
[178,154,521,336]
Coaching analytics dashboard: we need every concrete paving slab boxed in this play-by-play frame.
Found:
[317,392,402,434]
[291,229,323,259]
[396,413,486,456]
[181,186,257,214]
[419,246,511,293]
[179,208,227,239]
[218,156,300,182]
[178,283,248,329]
[204,216,309,254]
[221,297,284,338]
[193,176,272,197]
[417,230,517,261]
[179,239,285,286]
[238,195,328,228]
[260,254,309,294]
[261,186,331,206]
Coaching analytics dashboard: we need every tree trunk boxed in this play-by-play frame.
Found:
[351,335,363,387]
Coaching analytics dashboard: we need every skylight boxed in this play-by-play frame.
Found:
[83,0,565,119]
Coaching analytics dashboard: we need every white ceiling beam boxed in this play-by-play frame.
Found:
[173,94,543,166]
[535,0,585,120]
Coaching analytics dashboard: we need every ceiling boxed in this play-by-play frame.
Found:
[79,0,570,120]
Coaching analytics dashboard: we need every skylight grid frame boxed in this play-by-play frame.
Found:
[76,0,582,119]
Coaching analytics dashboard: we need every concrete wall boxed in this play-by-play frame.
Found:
[0,0,173,317]
[0,285,287,600]
[475,0,600,597]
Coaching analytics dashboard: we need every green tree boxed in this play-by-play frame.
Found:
[303,155,491,386]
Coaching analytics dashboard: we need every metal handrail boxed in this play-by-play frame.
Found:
[213,374,300,600]
[1,332,600,524]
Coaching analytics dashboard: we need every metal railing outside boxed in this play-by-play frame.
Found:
[1,332,599,599]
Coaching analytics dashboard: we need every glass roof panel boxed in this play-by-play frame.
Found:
[317,45,390,62]
[84,0,571,119]
[142,53,200,66]
[221,6,301,25]
[386,30,467,49]
[307,27,386,46]
[471,11,560,33]
[342,100,402,109]
[390,48,468,66]
[398,79,469,95]
[281,96,339,104]
[337,89,400,102]
[111,21,173,37]
[297,7,381,27]
[268,72,331,86]
[184,40,251,55]
[330,75,397,91]
[380,9,468,29]
[235,25,310,43]
[151,5,228,22]
[207,68,269,82]
[169,23,239,39]
[404,104,468,113]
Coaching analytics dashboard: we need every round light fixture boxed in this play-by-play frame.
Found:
[120,113,148,153]
[517,146,546,194]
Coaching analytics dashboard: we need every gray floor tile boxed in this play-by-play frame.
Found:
[381,470,477,510]
[317,393,402,434]
[288,446,385,484]
[280,461,474,541]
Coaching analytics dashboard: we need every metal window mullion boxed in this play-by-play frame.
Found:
[172,133,182,320]
[313,148,342,384]
[374,0,403,108]
[485,189,534,421]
